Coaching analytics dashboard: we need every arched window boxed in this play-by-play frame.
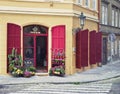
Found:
[23,25,48,34]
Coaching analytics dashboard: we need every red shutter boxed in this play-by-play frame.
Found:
[52,25,65,50]
[81,29,89,67]
[7,23,21,55]
[76,29,89,68]
[96,32,102,63]
[51,25,65,67]
[76,30,81,68]
[90,31,96,65]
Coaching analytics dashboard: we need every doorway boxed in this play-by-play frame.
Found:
[102,37,107,65]
[23,25,48,73]
[36,36,47,72]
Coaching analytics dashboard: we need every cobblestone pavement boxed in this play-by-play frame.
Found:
[7,78,120,94]
[8,80,113,94]
[0,84,33,94]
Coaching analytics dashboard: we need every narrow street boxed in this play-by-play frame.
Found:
[1,77,120,94]
[0,77,120,94]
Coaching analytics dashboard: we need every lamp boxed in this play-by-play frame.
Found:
[72,12,86,35]
[79,12,86,30]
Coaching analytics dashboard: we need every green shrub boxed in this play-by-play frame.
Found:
[27,66,36,72]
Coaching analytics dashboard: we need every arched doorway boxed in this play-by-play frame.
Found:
[23,25,48,73]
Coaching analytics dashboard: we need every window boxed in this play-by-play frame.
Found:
[115,10,118,27]
[102,5,105,24]
[92,0,97,10]
[85,0,89,7]
[77,0,82,4]
[23,25,48,34]
[101,5,108,25]
[112,9,115,26]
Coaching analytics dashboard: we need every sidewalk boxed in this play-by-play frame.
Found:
[0,60,120,85]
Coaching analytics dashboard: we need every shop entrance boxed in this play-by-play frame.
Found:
[23,25,48,73]
[36,36,47,72]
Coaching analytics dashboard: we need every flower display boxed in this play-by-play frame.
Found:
[23,71,31,77]
[49,49,65,77]
[8,48,36,78]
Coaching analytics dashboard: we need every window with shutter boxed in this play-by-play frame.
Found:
[51,25,65,67]
[7,23,21,55]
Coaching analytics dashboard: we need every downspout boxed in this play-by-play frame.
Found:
[98,0,102,66]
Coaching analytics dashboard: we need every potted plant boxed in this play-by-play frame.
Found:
[27,66,36,76]
[8,48,36,78]
[49,65,65,77]
[50,49,65,77]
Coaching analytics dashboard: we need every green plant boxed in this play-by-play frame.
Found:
[27,66,36,72]
[49,65,65,76]
[8,48,22,73]
[8,48,36,78]
[11,68,24,77]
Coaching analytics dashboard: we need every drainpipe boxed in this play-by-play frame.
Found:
[98,0,102,67]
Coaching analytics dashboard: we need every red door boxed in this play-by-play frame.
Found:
[7,23,21,71]
[51,25,65,67]
[23,25,48,72]
[90,30,96,65]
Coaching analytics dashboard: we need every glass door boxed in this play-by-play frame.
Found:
[23,36,35,67]
[36,36,47,72]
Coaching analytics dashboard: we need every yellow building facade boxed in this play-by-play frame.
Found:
[0,0,99,75]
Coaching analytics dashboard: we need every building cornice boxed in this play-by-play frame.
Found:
[11,0,73,3]
[0,6,99,22]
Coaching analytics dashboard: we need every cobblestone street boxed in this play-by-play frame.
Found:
[1,77,119,94]
[0,77,119,94]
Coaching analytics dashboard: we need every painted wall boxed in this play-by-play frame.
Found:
[0,0,99,75]
[72,3,99,73]
[0,13,73,75]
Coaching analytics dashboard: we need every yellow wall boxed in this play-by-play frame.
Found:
[0,0,99,75]
[0,13,73,75]
[72,3,99,73]
[0,0,72,9]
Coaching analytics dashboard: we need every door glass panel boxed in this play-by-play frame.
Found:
[23,25,48,34]
[24,36,34,67]
[24,48,34,58]
[24,59,34,67]
[24,37,34,47]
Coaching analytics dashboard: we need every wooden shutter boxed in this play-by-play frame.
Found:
[81,29,89,67]
[52,25,65,50]
[76,29,89,68]
[7,23,21,55]
[76,30,82,68]
[51,25,65,67]
[90,30,96,65]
